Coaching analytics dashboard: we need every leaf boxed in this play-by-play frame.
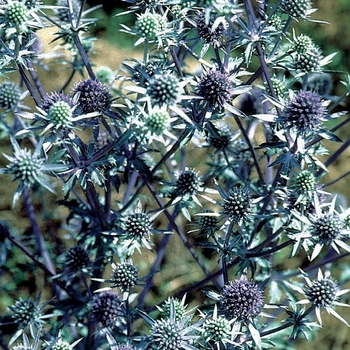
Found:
[248,322,262,349]
[251,113,277,122]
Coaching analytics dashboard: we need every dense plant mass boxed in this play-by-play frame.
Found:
[1,0,350,349]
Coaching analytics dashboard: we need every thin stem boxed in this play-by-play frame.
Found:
[137,233,171,310]
[23,187,56,276]
[232,113,266,190]
[71,33,96,79]
[222,221,235,285]
[18,65,41,106]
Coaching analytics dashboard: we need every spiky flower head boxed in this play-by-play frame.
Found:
[73,79,111,114]
[145,110,170,135]
[123,211,153,240]
[135,12,167,40]
[52,340,71,350]
[0,81,22,111]
[197,209,219,234]
[111,261,138,292]
[294,170,316,194]
[304,276,338,308]
[3,0,29,33]
[96,66,115,85]
[202,316,231,344]
[171,168,201,199]
[269,14,283,31]
[198,70,232,107]
[284,90,325,133]
[196,11,227,47]
[47,100,73,127]
[222,187,253,222]
[293,34,313,54]
[0,136,66,206]
[6,147,44,187]
[311,214,343,245]
[281,0,313,18]
[267,76,286,98]
[135,12,166,40]
[92,292,121,327]
[150,319,184,350]
[9,298,40,329]
[64,245,90,273]
[147,73,180,106]
[295,45,322,72]
[159,298,187,322]
[220,278,264,321]
[40,91,74,112]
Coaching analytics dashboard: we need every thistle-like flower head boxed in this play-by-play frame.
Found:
[202,315,232,344]
[47,100,74,127]
[196,11,227,47]
[139,298,201,350]
[171,168,201,199]
[0,81,22,111]
[311,214,343,245]
[147,73,180,106]
[293,269,350,326]
[73,78,111,114]
[64,245,91,274]
[222,186,253,223]
[111,261,139,292]
[3,1,29,33]
[192,209,219,236]
[135,12,167,40]
[96,66,115,85]
[283,90,326,134]
[150,319,184,349]
[157,296,190,323]
[145,109,171,135]
[219,277,264,322]
[293,34,313,54]
[10,298,41,329]
[118,201,169,252]
[198,70,233,107]
[0,136,67,206]
[294,170,316,195]
[281,0,313,18]
[40,91,75,112]
[123,211,153,241]
[294,45,322,72]
[92,292,122,327]
[291,196,350,260]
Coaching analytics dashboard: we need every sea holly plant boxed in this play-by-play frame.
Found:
[2,0,350,349]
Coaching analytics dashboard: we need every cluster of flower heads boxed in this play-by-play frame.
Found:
[3,0,350,349]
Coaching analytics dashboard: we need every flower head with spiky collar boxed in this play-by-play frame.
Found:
[0,136,67,206]
[291,195,350,260]
[291,269,350,326]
